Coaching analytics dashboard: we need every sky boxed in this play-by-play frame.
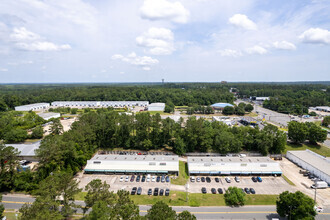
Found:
[0,0,329,83]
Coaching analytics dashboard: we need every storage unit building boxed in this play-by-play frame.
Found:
[51,101,149,108]
[148,103,165,112]
[37,112,61,120]
[84,154,179,175]
[286,150,330,184]
[15,103,50,111]
[187,156,282,176]
[5,142,40,161]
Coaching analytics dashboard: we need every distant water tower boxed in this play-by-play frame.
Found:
[162,79,164,84]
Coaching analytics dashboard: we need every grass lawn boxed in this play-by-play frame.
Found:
[74,191,87,201]
[130,191,188,206]
[245,195,278,205]
[171,161,189,185]
[282,175,295,186]
[4,211,20,220]
[284,143,330,157]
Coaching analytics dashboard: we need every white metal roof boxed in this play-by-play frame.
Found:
[5,142,40,156]
[85,154,179,172]
[37,112,60,119]
[149,103,165,107]
[287,150,330,176]
[15,103,49,108]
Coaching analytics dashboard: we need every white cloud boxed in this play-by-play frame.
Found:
[112,52,159,70]
[299,28,330,45]
[136,27,175,55]
[218,49,242,57]
[0,68,8,72]
[245,45,267,55]
[273,41,296,50]
[140,0,189,23]
[229,14,257,30]
[9,27,71,51]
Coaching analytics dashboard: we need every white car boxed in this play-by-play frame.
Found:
[146,176,151,182]
[190,176,195,182]
[314,206,323,213]
[225,177,231,183]
[152,176,156,182]
[196,177,201,182]
[125,176,129,182]
[119,176,124,182]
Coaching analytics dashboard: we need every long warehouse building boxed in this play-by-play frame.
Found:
[286,150,330,184]
[187,156,282,176]
[84,154,179,175]
[15,103,50,111]
[51,101,149,108]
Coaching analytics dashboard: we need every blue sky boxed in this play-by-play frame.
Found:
[0,0,329,83]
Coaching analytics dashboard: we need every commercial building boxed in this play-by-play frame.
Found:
[5,142,40,161]
[211,103,233,110]
[187,156,282,176]
[51,101,149,108]
[84,154,179,175]
[37,112,61,120]
[315,106,330,112]
[212,116,236,126]
[148,103,165,112]
[286,150,330,184]
[250,97,270,101]
[15,103,50,111]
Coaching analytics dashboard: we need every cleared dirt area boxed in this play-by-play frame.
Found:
[279,158,330,206]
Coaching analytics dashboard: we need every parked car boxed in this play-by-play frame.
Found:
[146,176,151,182]
[130,175,135,182]
[137,187,142,195]
[206,177,211,183]
[125,176,129,182]
[165,188,170,196]
[241,188,245,194]
[314,206,324,213]
[136,175,141,182]
[190,176,195,182]
[244,188,250,194]
[250,188,255,194]
[159,189,164,196]
[153,188,159,196]
[142,176,146,182]
[148,188,152,195]
[120,176,124,182]
[152,176,156,182]
[217,188,223,194]
[156,176,160,182]
[211,188,216,194]
[161,175,165,182]
[166,176,170,183]
[252,177,257,182]
[225,177,231,183]
[215,177,219,183]
[201,187,207,194]
[235,176,240,182]
[201,177,206,182]
[131,187,137,195]
[257,177,262,182]
[196,177,201,182]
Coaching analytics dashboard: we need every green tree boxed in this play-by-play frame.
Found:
[85,200,112,220]
[4,128,28,143]
[176,210,196,220]
[71,108,78,114]
[113,190,140,220]
[222,106,234,115]
[0,99,8,112]
[288,121,308,144]
[173,137,186,155]
[50,118,63,135]
[306,122,327,144]
[0,144,20,191]
[224,187,246,206]
[30,125,44,139]
[84,179,116,212]
[244,104,254,112]
[276,191,316,220]
[322,116,330,127]
[309,111,316,116]
[145,201,177,220]
[0,194,4,219]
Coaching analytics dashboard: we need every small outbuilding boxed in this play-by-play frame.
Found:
[148,103,165,112]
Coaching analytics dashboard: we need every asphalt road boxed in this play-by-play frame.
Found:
[2,194,330,219]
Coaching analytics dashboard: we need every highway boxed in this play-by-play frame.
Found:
[2,194,330,219]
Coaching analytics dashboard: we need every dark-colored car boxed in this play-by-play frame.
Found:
[142,176,146,182]
[211,188,216,194]
[206,177,211,183]
[156,176,160,182]
[165,188,170,196]
[250,188,255,194]
[252,177,257,182]
[215,177,219,183]
[148,188,152,195]
[257,177,262,182]
[159,189,164,196]
[217,188,223,194]
[166,176,170,183]
[131,187,137,195]
[130,175,135,182]
[136,175,141,182]
[137,187,142,195]
[244,188,250,194]
[241,188,245,194]
[201,177,206,182]
[201,187,207,194]
[153,188,159,196]
[161,175,165,182]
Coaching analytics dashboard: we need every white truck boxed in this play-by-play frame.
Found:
[311,181,328,189]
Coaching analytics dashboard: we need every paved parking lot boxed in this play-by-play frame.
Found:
[188,176,295,194]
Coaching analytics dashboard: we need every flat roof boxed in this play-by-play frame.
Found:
[91,154,178,162]
[149,103,165,107]
[5,142,40,156]
[287,150,330,176]
[37,112,60,118]
[188,156,276,163]
[15,103,49,108]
